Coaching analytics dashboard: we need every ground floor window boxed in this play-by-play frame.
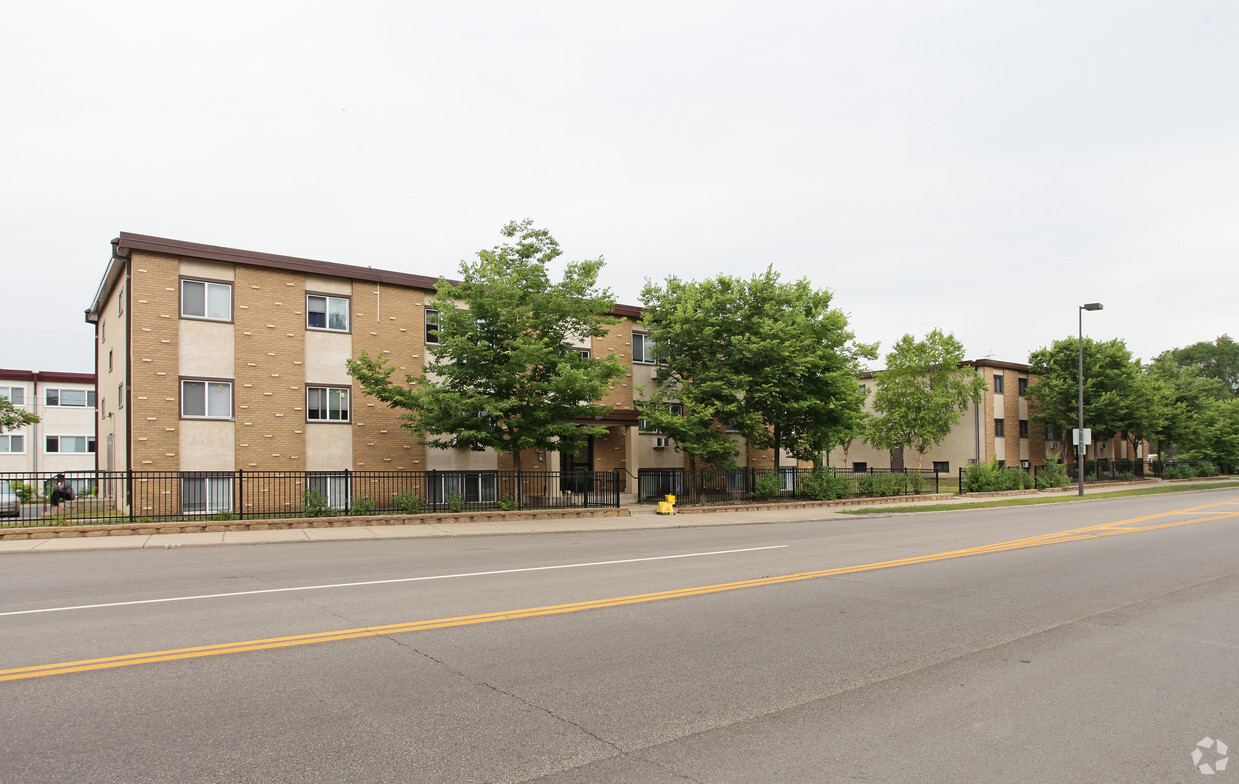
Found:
[183,476,233,515]
[307,474,349,509]
[429,472,497,504]
[933,461,950,473]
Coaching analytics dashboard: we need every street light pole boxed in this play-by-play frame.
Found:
[1078,302,1103,496]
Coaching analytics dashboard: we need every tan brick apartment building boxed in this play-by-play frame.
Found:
[85,233,796,511]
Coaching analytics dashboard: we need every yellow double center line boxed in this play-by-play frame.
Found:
[4,498,1237,683]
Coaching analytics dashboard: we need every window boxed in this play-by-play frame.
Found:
[307,294,349,331]
[45,388,95,408]
[108,349,113,372]
[992,374,1004,394]
[0,386,24,405]
[100,398,106,418]
[997,460,1006,468]
[118,382,124,408]
[307,474,349,510]
[633,332,656,364]
[46,435,95,453]
[994,419,1005,437]
[181,380,233,419]
[639,402,683,433]
[576,349,591,360]
[1018,377,1028,397]
[307,386,350,422]
[183,476,232,515]
[1045,425,1061,442]
[429,472,498,504]
[1020,460,1031,470]
[933,461,950,473]
[852,462,868,472]
[118,285,125,315]
[425,308,440,344]
[181,279,232,321]
[1019,419,1029,438]
[0,435,25,453]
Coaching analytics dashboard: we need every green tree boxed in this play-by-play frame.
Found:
[0,398,39,433]
[867,330,986,468]
[347,220,625,472]
[640,268,874,473]
[1157,334,1239,397]
[1026,337,1142,464]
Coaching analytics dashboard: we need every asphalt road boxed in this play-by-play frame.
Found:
[2,489,1237,783]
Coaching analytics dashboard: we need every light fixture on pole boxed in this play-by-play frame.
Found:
[1077,302,1103,496]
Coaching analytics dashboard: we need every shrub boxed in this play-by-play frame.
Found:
[855,472,907,497]
[9,481,38,503]
[906,471,926,495]
[1036,455,1069,489]
[210,510,236,521]
[964,460,1033,492]
[349,495,376,516]
[499,493,518,511]
[1194,461,1220,478]
[753,471,782,500]
[392,492,428,515]
[799,467,852,501]
[301,488,340,517]
[446,492,464,513]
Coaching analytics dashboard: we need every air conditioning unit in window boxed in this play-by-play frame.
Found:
[654,436,669,448]
[650,367,660,380]
[1048,441,1058,450]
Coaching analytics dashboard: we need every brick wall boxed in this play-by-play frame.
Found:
[128,251,183,469]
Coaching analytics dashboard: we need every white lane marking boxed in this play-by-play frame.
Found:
[0,546,788,617]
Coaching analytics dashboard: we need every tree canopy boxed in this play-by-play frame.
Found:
[1026,336,1142,451]
[0,398,39,433]
[867,329,986,467]
[640,268,874,471]
[347,220,625,472]
[1156,334,1239,397]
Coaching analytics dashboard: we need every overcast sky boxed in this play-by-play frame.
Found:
[3,1,1235,375]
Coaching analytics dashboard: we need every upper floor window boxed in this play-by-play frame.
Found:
[181,279,233,321]
[0,434,25,453]
[1019,419,1029,438]
[633,332,656,364]
[1045,425,1061,442]
[46,435,96,454]
[639,402,683,433]
[1018,377,1028,396]
[307,386,350,422]
[181,379,233,419]
[118,285,125,316]
[994,418,1006,437]
[992,374,1004,394]
[0,386,25,405]
[307,295,349,332]
[576,349,591,360]
[45,388,95,408]
[425,308,441,344]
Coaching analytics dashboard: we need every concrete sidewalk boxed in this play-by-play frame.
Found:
[1,478,1231,554]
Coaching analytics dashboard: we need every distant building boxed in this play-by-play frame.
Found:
[0,369,98,483]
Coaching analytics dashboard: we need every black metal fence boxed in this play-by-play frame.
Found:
[637,466,941,504]
[0,468,622,528]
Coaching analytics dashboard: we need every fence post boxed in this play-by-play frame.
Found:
[127,468,134,525]
[613,469,620,508]
[344,468,352,513]
[237,469,244,520]
[429,469,438,513]
[516,468,522,511]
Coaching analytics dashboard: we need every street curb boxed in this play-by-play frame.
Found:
[0,507,630,541]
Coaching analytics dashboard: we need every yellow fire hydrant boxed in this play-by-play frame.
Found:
[656,494,677,515]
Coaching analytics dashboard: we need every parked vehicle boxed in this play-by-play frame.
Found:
[0,480,20,517]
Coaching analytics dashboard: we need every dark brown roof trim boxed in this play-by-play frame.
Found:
[861,358,1031,378]
[0,369,96,384]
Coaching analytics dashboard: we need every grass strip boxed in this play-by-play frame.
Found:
[839,481,1239,514]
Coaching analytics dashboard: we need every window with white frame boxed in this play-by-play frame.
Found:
[307,474,349,510]
[428,472,498,504]
[0,386,24,405]
[307,386,350,422]
[181,380,233,419]
[425,308,440,344]
[307,294,349,331]
[45,388,95,408]
[181,279,232,321]
[632,332,657,364]
[0,435,25,453]
[118,382,124,408]
[182,476,233,515]
[46,435,95,453]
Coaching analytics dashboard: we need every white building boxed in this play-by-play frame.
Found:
[0,369,98,484]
